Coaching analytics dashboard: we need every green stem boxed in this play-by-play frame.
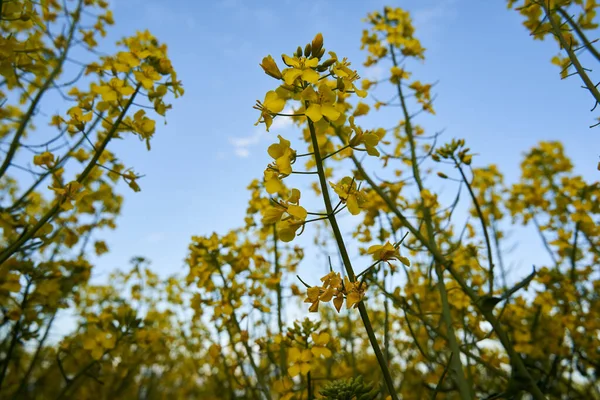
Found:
[0,85,141,265]
[454,160,495,295]
[542,2,600,110]
[273,225,286,376]
[306,115,399,400]
[385,24,472,397]
[350,155,546,400]
[0,0,83,181]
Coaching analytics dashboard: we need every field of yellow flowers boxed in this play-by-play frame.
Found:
[1,1,599,399]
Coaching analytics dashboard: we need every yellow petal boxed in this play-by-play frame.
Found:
[288,364,300,377]
[287,205,307,220]
[265,177,284,194]
[311,346,332,358]
[333,296,344,312]
[305,104,322,122]
[305,57,319,68]
[321,104,340,121]
[300,362,312,375]
[347,195,360,215]
[302,69,320,84]
[283,68,303,85]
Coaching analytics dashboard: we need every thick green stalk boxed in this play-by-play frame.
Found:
[306,117,399,400]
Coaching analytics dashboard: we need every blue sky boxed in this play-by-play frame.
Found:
[87,0,600,283]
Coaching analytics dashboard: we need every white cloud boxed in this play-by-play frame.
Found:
[412,0,459,37]
[234,147,250,158]
[228,107,294,158]
[145,232,165,243]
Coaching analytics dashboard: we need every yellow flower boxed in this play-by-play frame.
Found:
[262,189,307,242]
[263,168,285,195]
[268,135,296,175]
[48,181,85,211]
[311,332,332,358]
[281,54,319,85]
[82,328,116,360]
[327,51,367,97]
[288,347,312,376]
[254,90,286,131]
[367,241,410,267]
[133,64,162,89]
[66,106,93,133]
[92,78,135,102]
[301,84,340,122]
[344,277,366,309]
[33,151,55,168]
[329,177,367,215]
[390,66,410,83]
[259,55,282,79]
[348,116,382,157]
[304,286,321,312]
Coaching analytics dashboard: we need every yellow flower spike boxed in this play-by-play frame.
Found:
[268,135,296,175]
[259,55,282,80]
[302,84,340,122]
[254,90,286,131]
[281,54,320,85]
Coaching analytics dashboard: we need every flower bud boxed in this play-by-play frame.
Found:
[316,58,335,72]
[295,46,303,58]
[259,55,282,80]
[312,33,323,56]
[304,43,312,57]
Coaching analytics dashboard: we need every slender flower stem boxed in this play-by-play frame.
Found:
[454,159,495,295]
[306,114,399,400]
[541,1,600,110]
[385,24,472,397]
[273,225,286,376]
[349,154,547,400]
